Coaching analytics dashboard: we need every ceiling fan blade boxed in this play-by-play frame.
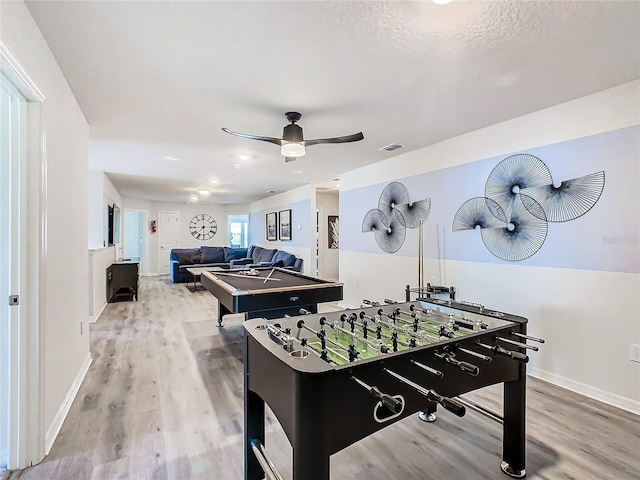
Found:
[284,157,297,163]
[304,132,364,147]
[221,128,283,146]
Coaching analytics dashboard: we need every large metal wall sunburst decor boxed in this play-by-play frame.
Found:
[453,153,605,261]
[362,182,431,253]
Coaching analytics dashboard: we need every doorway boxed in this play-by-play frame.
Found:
[158,211,180,275]
[123,209,147,275]
[315,190,340,281]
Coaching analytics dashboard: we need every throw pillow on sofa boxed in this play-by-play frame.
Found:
[173,249,197,265]
[201,246,225,264]
[272,251,296,268]
[253,247,278,263]
[270,259,285,268]
[223,247,247,263]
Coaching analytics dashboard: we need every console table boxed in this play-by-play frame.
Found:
[106,258,139,302]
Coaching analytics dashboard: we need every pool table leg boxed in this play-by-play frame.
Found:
[217,301,232,327]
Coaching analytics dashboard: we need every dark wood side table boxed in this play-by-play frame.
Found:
[106,258,139,302]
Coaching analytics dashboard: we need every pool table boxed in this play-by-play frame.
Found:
[200,267,343,326]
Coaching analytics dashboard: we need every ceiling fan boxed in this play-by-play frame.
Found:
[222,111,364,162]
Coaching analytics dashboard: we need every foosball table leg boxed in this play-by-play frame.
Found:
[244,389,265,480]
[292,445,330,480]
[418,400,438,423]
[501,369,527,478]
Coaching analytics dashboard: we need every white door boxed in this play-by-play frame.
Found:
[0,70,23,472]
[158,211,180,274]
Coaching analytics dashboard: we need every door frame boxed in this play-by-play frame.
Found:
[123,208,148,276]
[1,43,47,469]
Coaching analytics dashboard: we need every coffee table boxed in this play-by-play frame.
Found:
[185,266,212,292]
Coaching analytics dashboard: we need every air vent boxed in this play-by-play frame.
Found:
[379,143,404,152]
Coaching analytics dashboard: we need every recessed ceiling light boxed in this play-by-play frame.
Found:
[336,184,340,188]
[163,155,180,161]
[210,179,220,184]
[432,0,453,4]
[190,195,199,202]
[234,164,242,169]
[198,189,210,195]
[239,154,250,161]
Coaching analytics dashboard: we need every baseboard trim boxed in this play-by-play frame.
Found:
[88,301,107,323]
[529,367,640,415]
[45,353,92,454]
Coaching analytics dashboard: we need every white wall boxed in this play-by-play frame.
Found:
[1,0,91,456]
[87,171,104,248]
[120,197,247,275]
[316,191,339,279]
[249,185,315,275]
[340,81,640,413]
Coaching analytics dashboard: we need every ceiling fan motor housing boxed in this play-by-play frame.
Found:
[283,123,304,143]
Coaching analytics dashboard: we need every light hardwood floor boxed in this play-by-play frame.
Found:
[7,276,640,480]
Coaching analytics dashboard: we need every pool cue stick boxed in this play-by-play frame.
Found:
[418,219,423,297]
[263,268,275,284]
[214,272,281,281]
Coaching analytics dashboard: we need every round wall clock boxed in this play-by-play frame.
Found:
[189,214,217,240]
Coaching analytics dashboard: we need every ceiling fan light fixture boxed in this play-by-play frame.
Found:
[281,142,306,158]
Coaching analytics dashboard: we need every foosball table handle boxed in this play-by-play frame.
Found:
[494,345,529,363]
[370,386,403,414]
[426,390,466,418]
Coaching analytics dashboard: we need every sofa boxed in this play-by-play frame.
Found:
[170,246,247,283]
[230,245,303,271]
[169,245,303,283]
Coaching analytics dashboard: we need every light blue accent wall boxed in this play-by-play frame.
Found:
[249,199,311,247]
[341,126,639,273]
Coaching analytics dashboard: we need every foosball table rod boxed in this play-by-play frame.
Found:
[295,320,355,362]
[321,317,392,354]
[454,395,504,424]
[250,439,284,480]
[383,368,466,417]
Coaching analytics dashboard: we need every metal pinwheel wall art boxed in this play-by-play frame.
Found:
[362,182,431,253]
[453,153,605,261]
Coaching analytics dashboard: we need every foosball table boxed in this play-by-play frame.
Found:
[243,297,544,480]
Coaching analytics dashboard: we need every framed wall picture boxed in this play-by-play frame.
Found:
[279,209,292,241]
[328,215,339,249]
[266,212,277,241]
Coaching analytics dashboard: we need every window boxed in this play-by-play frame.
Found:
[228,214,248,248]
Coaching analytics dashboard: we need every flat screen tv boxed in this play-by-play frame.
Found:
[108,203,121,246]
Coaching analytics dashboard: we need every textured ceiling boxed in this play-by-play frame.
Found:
[24,0,640,204]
